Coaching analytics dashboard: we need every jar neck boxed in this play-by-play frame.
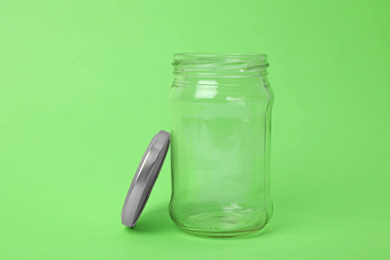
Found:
[172,53,269,78]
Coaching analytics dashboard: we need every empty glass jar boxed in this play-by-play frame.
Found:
[169,53,274,237]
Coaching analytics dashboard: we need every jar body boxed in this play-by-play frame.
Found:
[169,53,273,237]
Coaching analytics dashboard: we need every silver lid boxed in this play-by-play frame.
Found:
[121,130,170,228]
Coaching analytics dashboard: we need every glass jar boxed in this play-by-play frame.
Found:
[169,53,274,237]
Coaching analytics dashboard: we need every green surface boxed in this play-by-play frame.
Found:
[0,0,389,259]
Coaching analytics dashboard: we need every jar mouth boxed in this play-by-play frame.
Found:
[174,52,267,61]
[172,53,269,78]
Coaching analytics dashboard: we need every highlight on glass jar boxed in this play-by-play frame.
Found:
[121,53,274,238]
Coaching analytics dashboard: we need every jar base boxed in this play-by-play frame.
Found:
[177,225,267,238]
[170,209,270,238]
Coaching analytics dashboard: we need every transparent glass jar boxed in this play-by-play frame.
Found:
[169,53,274,237]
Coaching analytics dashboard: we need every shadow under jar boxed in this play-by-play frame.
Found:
[169,53,274,238]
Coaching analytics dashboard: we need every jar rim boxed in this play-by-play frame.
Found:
[174,52,267,60]
[172,53,269,78]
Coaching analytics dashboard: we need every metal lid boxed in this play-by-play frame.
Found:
[121,130,170,228]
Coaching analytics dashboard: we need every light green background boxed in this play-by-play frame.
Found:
[1,0,389,259]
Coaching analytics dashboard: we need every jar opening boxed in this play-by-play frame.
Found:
[172,53,269,78]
